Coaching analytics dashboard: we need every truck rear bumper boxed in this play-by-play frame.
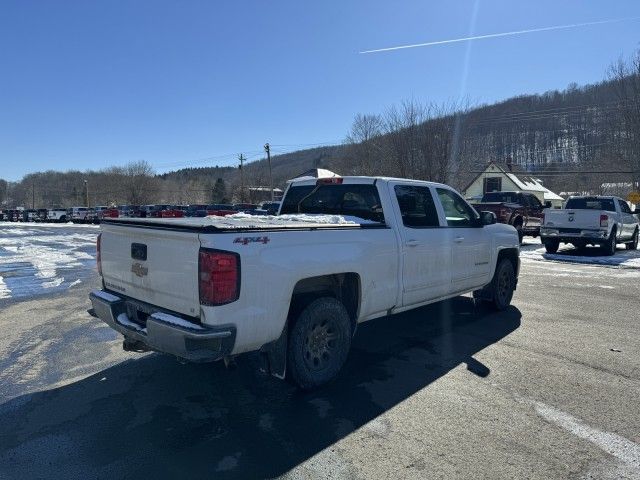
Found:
[89,290,236,362]
[540,228,608,244]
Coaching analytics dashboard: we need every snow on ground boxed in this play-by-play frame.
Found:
[520,237,640,269]
[0,223,98,301]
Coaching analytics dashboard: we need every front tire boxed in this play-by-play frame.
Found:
[543,239,559,254]
[479,258,516,311]
[287,297,352,390]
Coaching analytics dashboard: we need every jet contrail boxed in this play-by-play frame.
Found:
[360,17,640,54]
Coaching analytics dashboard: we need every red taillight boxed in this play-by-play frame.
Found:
[96,233,102,276]
[199,249,240,305]
[600,214,608,228]
[316,177,343,185]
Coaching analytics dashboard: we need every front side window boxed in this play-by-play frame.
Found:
[436,188,478,227]
[528,195,543,209]
[394,185,440,227]
[619,201,632,214]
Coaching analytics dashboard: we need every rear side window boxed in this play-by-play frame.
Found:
[280,184,384,222]
[394,185,440,227]
[566,198,615,211]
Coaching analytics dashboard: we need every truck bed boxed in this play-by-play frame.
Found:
[103,213,385,232]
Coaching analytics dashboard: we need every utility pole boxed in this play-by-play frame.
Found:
[264,143,274,201]
[32,182,35,209]
[238,153,245,203]
[84,180,89,207]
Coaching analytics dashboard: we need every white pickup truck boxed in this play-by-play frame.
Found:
[541,196,639,255]
[89,176,520,389]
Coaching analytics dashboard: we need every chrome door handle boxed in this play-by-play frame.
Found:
[405,239,420,247]
[454,236,464,243]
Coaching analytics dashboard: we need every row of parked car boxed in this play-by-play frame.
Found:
[0,202,282,223]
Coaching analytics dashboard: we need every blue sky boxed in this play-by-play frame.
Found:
[1,0,639,181]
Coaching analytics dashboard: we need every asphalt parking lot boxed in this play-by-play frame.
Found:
[0,225,639,479]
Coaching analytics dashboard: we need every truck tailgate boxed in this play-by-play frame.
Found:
[544,209,604,230]
[100,223,201,317]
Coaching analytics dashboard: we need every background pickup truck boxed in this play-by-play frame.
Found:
[540,195,639,255]
[471,191,547,242]
[89,176,520,389]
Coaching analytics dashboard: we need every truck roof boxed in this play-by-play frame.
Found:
[287,175,450,189]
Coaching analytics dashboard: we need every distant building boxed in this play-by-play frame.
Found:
[247,187,283,203]
[462,161,564,208]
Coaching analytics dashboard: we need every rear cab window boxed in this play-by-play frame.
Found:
[280,183,385,223]
[565,198,615,211]
[394,185,439,227]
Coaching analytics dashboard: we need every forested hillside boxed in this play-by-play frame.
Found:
[3,52,638,208]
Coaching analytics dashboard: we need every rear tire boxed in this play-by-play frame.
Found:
[287,297,352,390]
[603,228,617,256]
[626,229,638,250]
[543,239,559,254]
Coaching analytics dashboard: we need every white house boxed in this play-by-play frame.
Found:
[462,161,564,208]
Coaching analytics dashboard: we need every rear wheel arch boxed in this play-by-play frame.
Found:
[261,273,361,380]
[287,273,361,334]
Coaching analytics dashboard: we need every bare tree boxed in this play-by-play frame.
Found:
[120,160,155,205]
[608,51,640,190]
[344,114,383,174]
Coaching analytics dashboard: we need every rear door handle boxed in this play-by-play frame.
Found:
[454,236,464,243]
[405,239,420,247]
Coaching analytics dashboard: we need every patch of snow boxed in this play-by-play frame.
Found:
[116,313,146,332]
[68,279,82,287]
[42,277,64,288]
[92,289,121,302]
[520,237,640,269]
[520,243,640,269]
[0,224,98,301]
[0,275,10,299]
[150,312,205,330]
[205,212,380,228]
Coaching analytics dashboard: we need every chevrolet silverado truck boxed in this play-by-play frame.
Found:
[89,177,520,389]
[471,191,546,242]
[540,196,639,255]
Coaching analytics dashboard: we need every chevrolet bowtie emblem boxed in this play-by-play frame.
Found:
[131,262,148,277]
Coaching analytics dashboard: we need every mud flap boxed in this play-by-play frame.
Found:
[260,324,288,379]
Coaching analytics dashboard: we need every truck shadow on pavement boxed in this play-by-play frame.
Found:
[0,297,521,479]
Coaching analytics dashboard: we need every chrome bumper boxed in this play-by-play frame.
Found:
[540,228,608,241]
[89,290,235,362]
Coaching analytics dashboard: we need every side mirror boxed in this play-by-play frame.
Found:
[479,211,497,226]
[544,201,552,208]
[634,209,640,215]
